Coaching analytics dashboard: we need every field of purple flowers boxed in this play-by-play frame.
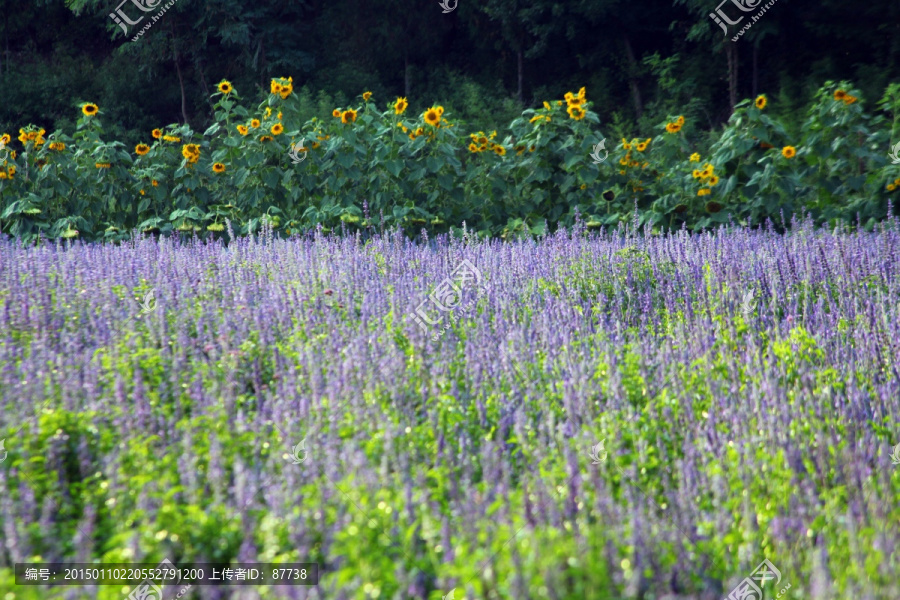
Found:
[1,220,899,600]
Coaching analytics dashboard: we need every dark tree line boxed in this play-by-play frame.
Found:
[2,0,900,144]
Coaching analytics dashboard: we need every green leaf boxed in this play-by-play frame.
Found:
[384,160,403,178]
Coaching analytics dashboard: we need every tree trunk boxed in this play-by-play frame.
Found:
[193,41,211,104]
[517,47,524,104]
[621,32,643,119]
[726,42,738,114]
[404,51,410,98]
[170,24,189,125]
[752,44,758,98]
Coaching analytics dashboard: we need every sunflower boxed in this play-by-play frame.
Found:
[212,162,226,173]
[782,146,796,159]
[394,97,408,115]
[888,183,897,192]
[543,101,552,110]
[237,125,249,136]
[567,105,586,120]
[700,167,712,178]
[264,107,272,119]
[676,115,685,126]
[279,82,293,99]
[341,109,358,124]
[277,111,282,121]
[152,180,159,187]
[333,109,342,118]
[468,143,479,153]
[163,135,181,143]
[362,91,372,102]
[49,141,66,151]
[697,188,711,196]
[271,123,284,135]
[580,183,587,190]
[270,80,283,94]
[843,95,857,105]
[152,128,162,139]
[834,89,847,101]
[82,103,99,117]
[708,175,720,186]
[705,201,723,213]
[690,153,700,162]
[95,162,111,169]
[181,143,200,163]
[755,95,767,109]
[250,119,261,129]
[636,141,647,152]
[135,143,150,156]
[493,145,506,156]
[260,135,274,142]
[666,122,682,133]
[424,107,441,127]
[415,127,424,136]
[436,106,444,117]
[218,80,233,94]
[621,138,632,150]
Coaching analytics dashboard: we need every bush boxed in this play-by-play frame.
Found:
[2,79,900,242]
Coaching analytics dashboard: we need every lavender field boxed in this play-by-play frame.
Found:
[1,220,899,600]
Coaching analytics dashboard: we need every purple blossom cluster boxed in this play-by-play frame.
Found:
[0,219,898,599]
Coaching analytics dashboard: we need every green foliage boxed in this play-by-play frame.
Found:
[3,80,900,242]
